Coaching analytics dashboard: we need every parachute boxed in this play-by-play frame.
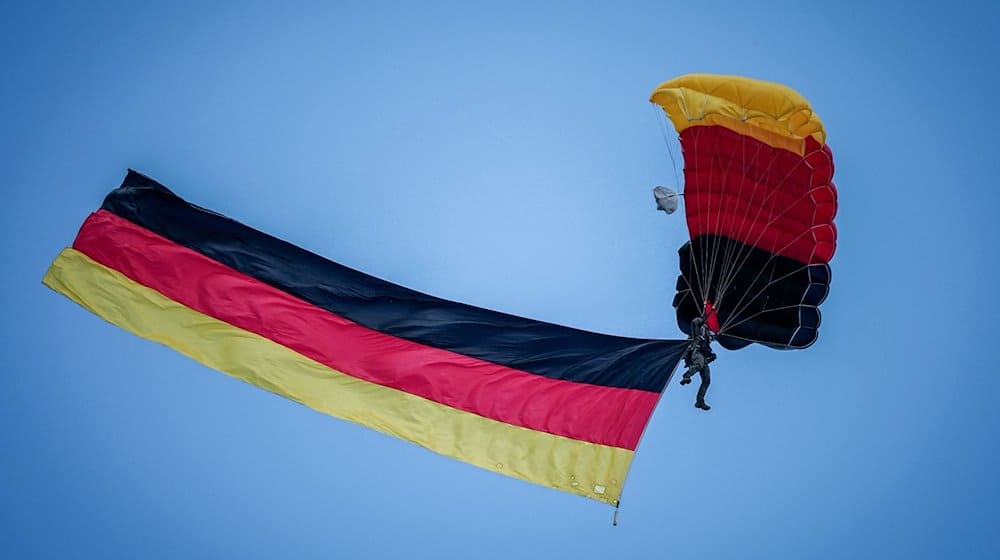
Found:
[650,74,837,350]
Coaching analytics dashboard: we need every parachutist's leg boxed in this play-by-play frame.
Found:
[680,353,703,386]
[695,365,711,410]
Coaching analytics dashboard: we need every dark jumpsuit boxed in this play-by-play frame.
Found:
[682,320,715,407]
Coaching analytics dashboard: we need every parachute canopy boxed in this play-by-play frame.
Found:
[650,74,838,350]
[43,170,687,506]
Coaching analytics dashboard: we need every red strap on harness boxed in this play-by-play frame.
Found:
[703,300,720,333]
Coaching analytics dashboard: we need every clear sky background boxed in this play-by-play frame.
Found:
[3,1,998,558]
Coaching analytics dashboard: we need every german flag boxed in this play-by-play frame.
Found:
[43,170,685,505]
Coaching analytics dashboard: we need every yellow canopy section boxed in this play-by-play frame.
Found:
[649,74,826,154]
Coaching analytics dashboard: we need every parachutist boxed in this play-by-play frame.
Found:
[680,317,716,410]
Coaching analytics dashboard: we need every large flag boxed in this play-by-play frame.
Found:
[43,170,685,505]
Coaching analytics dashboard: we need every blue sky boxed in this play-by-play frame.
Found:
[3,1,999,558]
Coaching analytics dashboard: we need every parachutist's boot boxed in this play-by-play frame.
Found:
[679,371,693,385]
[695,401,711,411]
